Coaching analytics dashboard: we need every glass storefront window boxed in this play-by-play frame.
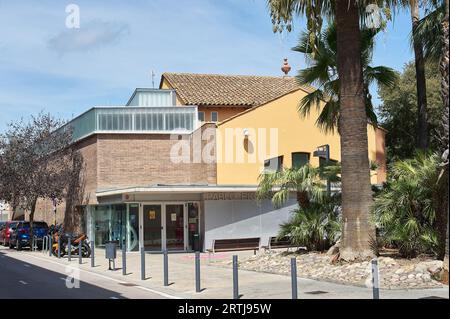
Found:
[90,202,200,252]
[93,204,126,249]
[127,204,140,251]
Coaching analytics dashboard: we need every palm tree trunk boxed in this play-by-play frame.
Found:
[440,0,449,277]
[335,0,375,260]
[410,0,429,149]
[296,191,310,208]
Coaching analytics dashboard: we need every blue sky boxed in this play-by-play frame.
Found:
[0,1,414,132]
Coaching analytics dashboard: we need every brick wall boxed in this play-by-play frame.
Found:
[34,135,98,230]
[97,123,217,190]
[33,124,217,230]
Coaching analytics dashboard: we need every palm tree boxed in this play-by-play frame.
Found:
[372,153,441,258]
[406,0,430,149]
[257,164,338,208]
[439,0,449,279]
[257,164,342,252]
[293,23,397,133]
[278,196,342,251]
[413,1,445,63]
[268,0,379,260]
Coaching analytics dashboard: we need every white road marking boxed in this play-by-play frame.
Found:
[23,264,30,267]
[19,280,28,285]
[109,297,119,299]
[17,253,181,299]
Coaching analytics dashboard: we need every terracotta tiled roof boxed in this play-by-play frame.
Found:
[161,72,313,107]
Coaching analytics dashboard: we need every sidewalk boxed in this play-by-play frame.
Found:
[2,246,449,299]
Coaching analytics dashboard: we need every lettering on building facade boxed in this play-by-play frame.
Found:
[203,192,256,201]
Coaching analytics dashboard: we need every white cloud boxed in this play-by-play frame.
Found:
[47,20,129,54]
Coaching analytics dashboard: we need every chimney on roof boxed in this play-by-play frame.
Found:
[281,58,291,76]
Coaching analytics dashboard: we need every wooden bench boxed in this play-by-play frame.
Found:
[262,236,306,252]
[207,237,261,255]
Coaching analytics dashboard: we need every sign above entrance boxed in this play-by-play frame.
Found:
[122,194,136,201]
[203,192,256,201]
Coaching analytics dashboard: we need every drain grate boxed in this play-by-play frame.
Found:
[305,291,329,295]
[119,282,138,287]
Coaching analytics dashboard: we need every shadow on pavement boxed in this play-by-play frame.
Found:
[0,250,126,299]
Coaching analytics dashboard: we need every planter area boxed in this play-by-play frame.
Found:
[211,250,446,290]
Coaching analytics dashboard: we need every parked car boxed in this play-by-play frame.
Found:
[10,221,49,250]
[0,221,6,244]
[0,221,18,247]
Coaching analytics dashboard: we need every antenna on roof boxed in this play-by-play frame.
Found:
[151,70,156,88]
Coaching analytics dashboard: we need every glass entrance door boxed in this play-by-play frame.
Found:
[143,205,162,251]
[165,204,185,251]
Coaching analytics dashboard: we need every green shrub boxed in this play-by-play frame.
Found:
[278,194,341,251]
[371,153,440,258]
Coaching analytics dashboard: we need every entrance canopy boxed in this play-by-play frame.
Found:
[96,184,259,199]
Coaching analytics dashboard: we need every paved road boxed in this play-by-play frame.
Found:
[1,246,448,299]
[0,248,168,299]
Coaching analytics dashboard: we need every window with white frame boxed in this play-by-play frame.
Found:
[211,111,218,122]
[198,111,205,122]
[264,156,284,172]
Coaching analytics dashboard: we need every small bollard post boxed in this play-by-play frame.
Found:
[49,236,53,257]
[140,247,145,280]
[122,238,127,276]
[68,235,72,261]
[78,240,82,264]
[372,258,380,299]
[233,255,239,299]
[42,236,45,253]
[291,258,298,299]
[44,236,48,254]
[163,250,169,286]
[195,251,201,293]
[57,236,61,258]
[90,240,95,267]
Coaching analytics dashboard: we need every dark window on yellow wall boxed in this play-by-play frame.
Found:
[264,156,284,172]
[292,152,310,169]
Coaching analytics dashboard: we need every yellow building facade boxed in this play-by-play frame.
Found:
[216,88,386,185]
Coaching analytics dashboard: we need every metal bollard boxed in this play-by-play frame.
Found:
[372,258,380,299]
[233,255,239,299]
[195,251,201,293]
[42,236,46,254]
[90,240,95,267]
[57,236,61,258]
[140,247,145,280]
[45,236,49,253]
[78,240,82,264]
[163,250,169,286]
[291,258,298,299]
[122,238,127,276]
[49,236,53,257]
[68,235,72,261]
